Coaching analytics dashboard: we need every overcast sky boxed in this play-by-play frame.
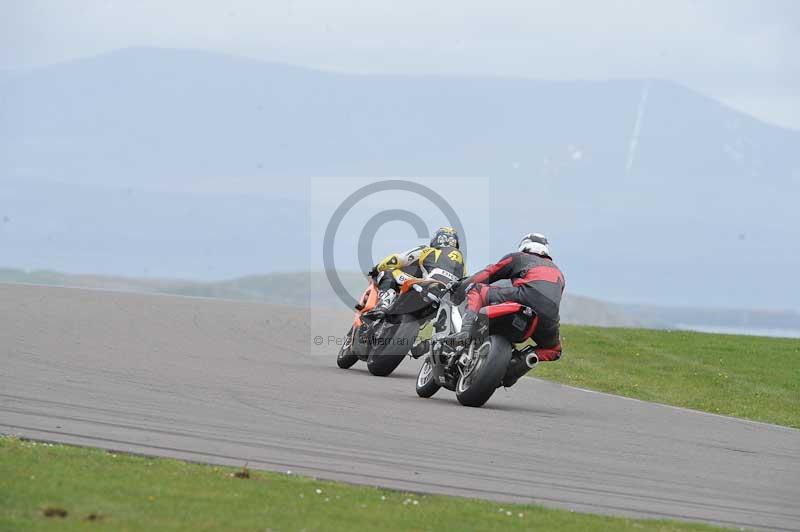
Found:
[2,0,799,129]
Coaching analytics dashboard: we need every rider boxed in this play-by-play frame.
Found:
[364,227,465,320]
[448,233,565,387]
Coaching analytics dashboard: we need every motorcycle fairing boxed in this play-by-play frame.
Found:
[479,303,538,343]
[353,278,379,329]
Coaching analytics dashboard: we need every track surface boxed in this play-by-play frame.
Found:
[2,284,799,530]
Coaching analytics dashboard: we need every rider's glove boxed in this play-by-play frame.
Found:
[368,266,379,278]
[424,283,444,300]
[451,281,472,305]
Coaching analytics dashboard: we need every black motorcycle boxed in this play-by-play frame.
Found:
[336,276,448,377]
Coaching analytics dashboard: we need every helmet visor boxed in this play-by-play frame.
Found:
[434,233,458,248]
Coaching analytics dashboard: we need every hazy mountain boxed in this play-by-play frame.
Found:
[3,48,798,185]
[621,304,800,335]
[0,179,308,278]
[0,267,642,327]
[1,48,798,310]
[4,268,798,337]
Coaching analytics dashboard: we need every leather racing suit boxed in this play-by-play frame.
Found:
[370,245,466,316]
[462,251,565,362]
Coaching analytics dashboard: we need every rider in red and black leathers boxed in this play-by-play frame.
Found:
[450,233,564,385]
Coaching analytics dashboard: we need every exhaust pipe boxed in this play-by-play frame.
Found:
[515,345,539,369]
[518,345,539,369]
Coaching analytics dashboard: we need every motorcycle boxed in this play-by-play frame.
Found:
[414,283,540,407]
[336,274,447,377]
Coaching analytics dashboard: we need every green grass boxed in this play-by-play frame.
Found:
[533,325,800,428]
[0,437,722,532]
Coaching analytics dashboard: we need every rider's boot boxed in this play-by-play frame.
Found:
[445,309,479,347]
[363,288,396,320]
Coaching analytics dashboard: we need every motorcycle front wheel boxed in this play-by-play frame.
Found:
[415,355,441,398]
[336,326,359,369]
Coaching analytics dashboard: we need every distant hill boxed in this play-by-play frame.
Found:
[1,48,798,311]
[3,268,799,336]
[621,303,800,335]
[0,267,635,326]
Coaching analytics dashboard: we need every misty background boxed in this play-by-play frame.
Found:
[1,1,799,334]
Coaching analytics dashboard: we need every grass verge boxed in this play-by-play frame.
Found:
[532,325,800,428]
[0,436,722,532]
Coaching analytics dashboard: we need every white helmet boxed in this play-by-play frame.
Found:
[518,233,551,258]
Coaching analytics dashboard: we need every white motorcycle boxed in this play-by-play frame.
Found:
[411,282,539,407]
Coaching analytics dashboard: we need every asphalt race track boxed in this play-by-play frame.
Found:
[2,284,799,530]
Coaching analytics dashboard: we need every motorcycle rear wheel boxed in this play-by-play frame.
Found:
[366,318,418,376]
[455,335,512,407]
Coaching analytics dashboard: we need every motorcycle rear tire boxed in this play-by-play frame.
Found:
[366,318,418,377]
[456,335,512,407]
